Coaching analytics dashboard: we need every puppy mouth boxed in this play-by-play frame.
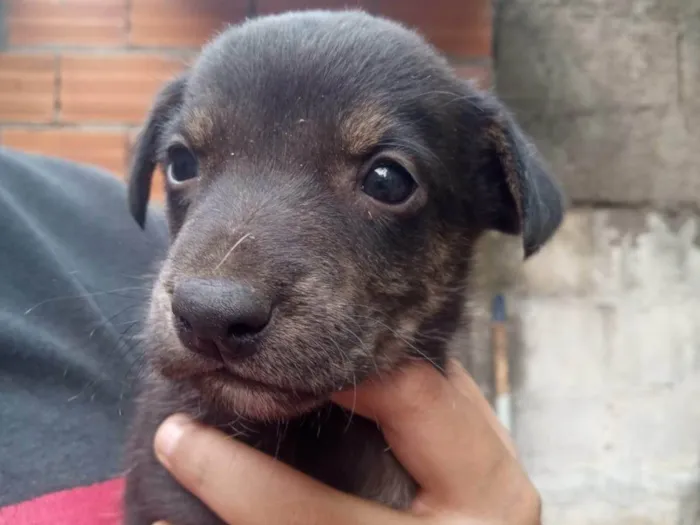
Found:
[206,368,321,401]
[169,355,326,403]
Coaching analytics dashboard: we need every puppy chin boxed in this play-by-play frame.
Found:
[192,373,328,422]
[154,355,327,422]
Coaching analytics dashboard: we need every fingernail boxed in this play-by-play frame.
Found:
[154,413,191,463]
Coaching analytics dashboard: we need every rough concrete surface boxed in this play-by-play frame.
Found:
[489,2,700,521]
[494,0,700,208]
[469,210,700,525]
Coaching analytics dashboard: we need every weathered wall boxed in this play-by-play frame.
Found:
[493,0,700,523]
[495,0,700,208]
[509,212,700,525]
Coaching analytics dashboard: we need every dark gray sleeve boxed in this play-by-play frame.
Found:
[0,148,168,506]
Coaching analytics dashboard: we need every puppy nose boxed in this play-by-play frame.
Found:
[171,278,271,360]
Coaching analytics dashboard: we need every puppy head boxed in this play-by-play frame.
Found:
[129,10,564,421]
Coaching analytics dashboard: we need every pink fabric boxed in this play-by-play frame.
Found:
[0,478,124,525]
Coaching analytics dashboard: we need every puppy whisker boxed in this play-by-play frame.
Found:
[343,370,358,434]
[24,286,149,315]
[214,232,252,271]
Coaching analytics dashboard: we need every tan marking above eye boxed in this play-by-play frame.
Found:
[182,107,216,150]
[339,103,391,156]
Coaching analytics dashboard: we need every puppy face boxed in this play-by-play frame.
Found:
[129,10,564,421]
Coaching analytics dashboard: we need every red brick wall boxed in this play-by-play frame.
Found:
[0,0,492,199]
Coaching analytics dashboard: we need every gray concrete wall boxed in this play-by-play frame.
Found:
[495,0,700,209]
[490,1,700,523]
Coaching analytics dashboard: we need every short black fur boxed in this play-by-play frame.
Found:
[123,10,565,525]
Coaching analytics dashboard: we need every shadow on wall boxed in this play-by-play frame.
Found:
[494,0,700,210]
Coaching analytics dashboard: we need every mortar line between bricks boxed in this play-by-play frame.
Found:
[53,54,61,123]
[3,45,199,58]
[0,122,138,133]
[247,0,257,17]
[123,133,132,174]
[0,0,7,51]
[124,0,133,46]
[363,0,379,14]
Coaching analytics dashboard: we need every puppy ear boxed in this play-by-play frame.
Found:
[474,94,566,258]
[128,73,187,228]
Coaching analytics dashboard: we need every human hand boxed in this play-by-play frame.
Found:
[152,359,541,525]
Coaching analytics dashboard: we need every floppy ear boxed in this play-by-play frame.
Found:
[474,95,566,258]
[128,73,188,228]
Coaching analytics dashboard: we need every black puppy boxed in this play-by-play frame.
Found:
[123,9,564,525]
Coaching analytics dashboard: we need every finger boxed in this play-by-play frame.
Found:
[332,361,523,508]
[334,360,516,457]
[153,414,418,525]
[445,359,517,458]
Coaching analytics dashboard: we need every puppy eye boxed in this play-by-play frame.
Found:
[166,145,198,184]
[361,161,417,205]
